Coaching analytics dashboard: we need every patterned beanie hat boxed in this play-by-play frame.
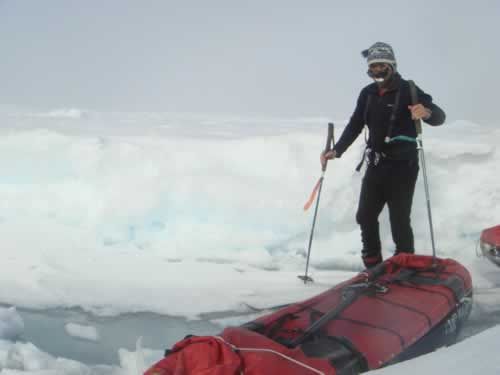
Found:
[361,42,397,70]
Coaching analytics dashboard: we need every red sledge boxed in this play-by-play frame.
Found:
[479,225,500,267]
[145,253,472,375]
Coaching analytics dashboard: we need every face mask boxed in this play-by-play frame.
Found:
[367,64,392,83]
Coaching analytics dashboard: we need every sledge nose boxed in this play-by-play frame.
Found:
[480,225,500,265]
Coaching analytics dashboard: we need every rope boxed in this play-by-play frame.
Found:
[214,336,326,375]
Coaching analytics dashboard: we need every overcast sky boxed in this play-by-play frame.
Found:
[1,1,498,123]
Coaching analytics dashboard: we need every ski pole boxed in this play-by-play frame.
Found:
[298,123,334,284]
[418,137,436,259]
[409,81,437,261]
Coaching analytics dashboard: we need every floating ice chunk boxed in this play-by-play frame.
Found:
[64,322,100,341]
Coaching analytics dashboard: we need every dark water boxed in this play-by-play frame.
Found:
[15,306,222,365]
[13,296,500,368]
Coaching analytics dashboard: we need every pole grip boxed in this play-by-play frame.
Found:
[322,122,335,172]
[325,122,334,152]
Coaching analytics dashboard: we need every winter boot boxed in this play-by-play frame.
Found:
[362,251,383,269]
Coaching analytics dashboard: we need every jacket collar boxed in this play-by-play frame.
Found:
[366,72,402,94]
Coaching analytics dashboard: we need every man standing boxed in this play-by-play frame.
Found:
[321,42,446,269]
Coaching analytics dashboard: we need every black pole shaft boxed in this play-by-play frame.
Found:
[303,174,325,282]
[417,138,437,259]
[408,80,436,261]
[300,123,334,283]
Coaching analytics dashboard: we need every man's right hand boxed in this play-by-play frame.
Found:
[320,150,337,168]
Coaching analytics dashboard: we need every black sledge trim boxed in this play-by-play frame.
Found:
[436,269,467,285]
[301,335,369,375]
[385,292,473,366]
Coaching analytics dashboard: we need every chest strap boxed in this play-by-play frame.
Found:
[355,88,402,172]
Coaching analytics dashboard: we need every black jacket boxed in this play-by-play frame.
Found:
[334,74,446,161]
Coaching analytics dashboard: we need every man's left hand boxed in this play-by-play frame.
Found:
[408,104,431,120]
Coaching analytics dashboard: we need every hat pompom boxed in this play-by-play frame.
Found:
[361,49,369,58]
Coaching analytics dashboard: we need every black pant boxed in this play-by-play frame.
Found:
[356,159,419,265]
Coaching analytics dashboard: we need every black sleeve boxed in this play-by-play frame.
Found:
[416,85,446,126]
[333,89,367,157]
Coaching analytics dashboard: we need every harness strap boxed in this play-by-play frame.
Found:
[355,94,373,172]
[355,88,402,171]
[355,148,369,172]
[384,88,402,143]
[363,94,372,126]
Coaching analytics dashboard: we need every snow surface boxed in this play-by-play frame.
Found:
[0,109,499,374]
